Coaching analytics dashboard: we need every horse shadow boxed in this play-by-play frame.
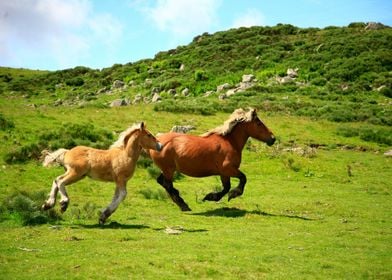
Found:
[192,207,317,221]
[77,221,150,230]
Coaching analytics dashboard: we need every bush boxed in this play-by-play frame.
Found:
[337,126,392,145]
[0,113,14,130]
[4,123,114,164]
[0,190,61,225]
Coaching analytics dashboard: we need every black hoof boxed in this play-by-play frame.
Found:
[180,205,192,211]
[41,203,51,211]
[59,201,69,213]
[228,190,242,201]
[203,192,223,202]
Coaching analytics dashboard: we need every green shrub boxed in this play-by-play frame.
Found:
[337,126,392,145]
[0,190,61,225]
[0,113,14,130]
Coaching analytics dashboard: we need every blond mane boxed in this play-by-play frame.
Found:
[202,108,256,137]
[110,123,141,149]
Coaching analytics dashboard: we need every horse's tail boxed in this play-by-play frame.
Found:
[42,148,68,167]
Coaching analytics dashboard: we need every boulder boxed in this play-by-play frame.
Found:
[217,83,232,92]
[287,68,299,78]
[151,93,161,103]
[384,150,392,157]
[181,88,190,96]
[112,80,125,89]
[168,89,176,95]
[110,98,130,107]
[171,125,195,133]
[132,94,143,104]
[179,64,185,71]
[242,74,255,83]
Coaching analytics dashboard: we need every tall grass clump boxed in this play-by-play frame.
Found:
[0,190,61,225]
[337,125,392,145]
[4,122,114,164]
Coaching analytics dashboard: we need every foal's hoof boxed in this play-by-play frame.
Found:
[41,203,52,211]
[98,218,106,225]
[59,201,69,213]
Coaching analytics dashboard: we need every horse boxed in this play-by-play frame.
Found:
[42,122,163,224]
[149,108,275,211]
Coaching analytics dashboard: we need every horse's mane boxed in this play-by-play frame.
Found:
[110,123,141,149]
[201,108,255,137]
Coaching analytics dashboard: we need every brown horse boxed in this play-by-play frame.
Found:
[149,108,275,211]
[42,122,163,224]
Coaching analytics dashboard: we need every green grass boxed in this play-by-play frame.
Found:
[0,98,391,279]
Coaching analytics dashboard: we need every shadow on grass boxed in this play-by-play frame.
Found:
[192,207,317,221]
[77,221,150,230]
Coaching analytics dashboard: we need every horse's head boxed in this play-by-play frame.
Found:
[137,122,163,152]
[245,109,275,146]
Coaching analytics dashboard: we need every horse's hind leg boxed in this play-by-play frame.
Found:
[99,182,127,225]
[228,171,247,201]
[42,176,63,210]
[203,176,231,202]
[56,168,84,212]
[157,173,191,211]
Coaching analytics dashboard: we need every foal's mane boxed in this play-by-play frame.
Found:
[110,123,141,149]
[202,108,255,137]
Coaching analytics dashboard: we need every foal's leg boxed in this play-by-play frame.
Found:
[57,168,84,212]
[42,174,65,210]
[228,171,247,201]
[157,173,191,211]
[203,175,231,202]
[99,181,127,225]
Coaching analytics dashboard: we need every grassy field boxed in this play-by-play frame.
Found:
[0,97,391,279]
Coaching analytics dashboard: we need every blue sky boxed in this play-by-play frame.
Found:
[1,0,391,70]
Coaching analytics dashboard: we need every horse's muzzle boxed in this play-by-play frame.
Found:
[156,142,164,152]
[267,136,276,146]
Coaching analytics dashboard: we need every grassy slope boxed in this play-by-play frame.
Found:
[0,99,391,279]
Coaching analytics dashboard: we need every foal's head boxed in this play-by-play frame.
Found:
[134,122,163,151]
[244,109,275,146]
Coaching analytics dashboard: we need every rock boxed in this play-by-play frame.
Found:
[203,91,215,97]
[168,89,176,95]
[145,79,153,86]
[96,87,107,95]
[287,68,299,78]
[181,88,190,96]
[179,64,185,71]
[151,87,160,94]
[384,150,392,157]
[217,83,232,92]
[171,125,195,133]
[132,94,143,104]
[112,80,125,89]
[242,74,255,83]
[151,93,161,103]
[110,99,130,107]
[365,22,385,30]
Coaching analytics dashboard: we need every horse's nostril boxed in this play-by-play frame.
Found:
[267,136,276,146]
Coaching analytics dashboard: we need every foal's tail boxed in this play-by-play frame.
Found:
[42,148,68,167]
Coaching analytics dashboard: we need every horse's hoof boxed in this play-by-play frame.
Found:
[99,218,106,225]
[59,201,69,213]
[41,203,51,211]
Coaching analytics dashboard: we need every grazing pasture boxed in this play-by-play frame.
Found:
[0,99,390,279]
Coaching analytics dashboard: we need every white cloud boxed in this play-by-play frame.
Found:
[232,9,265,28]
[0,0,123,69]
[144,0,222,36]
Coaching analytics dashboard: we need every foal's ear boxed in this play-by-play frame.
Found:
[140,122,145,130]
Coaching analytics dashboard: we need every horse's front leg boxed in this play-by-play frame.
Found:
[203,175,231,202]
[228,171,247,201]
[157,173,191,211]
[99,182,127,225]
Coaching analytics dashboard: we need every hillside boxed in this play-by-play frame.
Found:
[1,22,391,125]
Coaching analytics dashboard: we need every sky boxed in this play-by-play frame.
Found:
[1,0,391,71]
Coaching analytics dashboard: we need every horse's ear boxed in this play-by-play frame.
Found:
[140,122,145,130]
[250,108,257,119]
